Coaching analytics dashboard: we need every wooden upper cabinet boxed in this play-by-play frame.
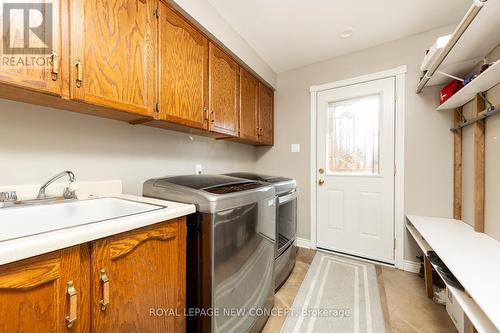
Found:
[208,43,239,137]
[70,0,157,117]
[0,0,64,95]
[159,4,209,129]
[239,68,259,142]
[0,246,88,333]
[91,218,186,333]
[258,83,274,145]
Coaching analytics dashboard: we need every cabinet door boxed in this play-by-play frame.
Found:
[0,246,88,333]
[70,0,157,117]
[208,43,239,136]
[91,218,186,333]
[258,83,274,145]
[239,68,259,142]
[159,3,208,129]
[0,0,63,95]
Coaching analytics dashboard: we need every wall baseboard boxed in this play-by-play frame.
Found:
[295,238,420,274]
[295,237,313,249]
[403,260,421,274]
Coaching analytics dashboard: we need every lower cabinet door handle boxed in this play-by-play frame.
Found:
[66,281,77,328]
[99,269,110,311]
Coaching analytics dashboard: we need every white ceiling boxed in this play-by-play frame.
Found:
[207,0,472,73]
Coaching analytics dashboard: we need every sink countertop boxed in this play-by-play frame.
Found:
[0,194,195,266]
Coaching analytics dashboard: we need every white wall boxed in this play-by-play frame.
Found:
[171,0,276,88]
[0,99,257,195]
[256,25,457,260]
[485,83,500,241]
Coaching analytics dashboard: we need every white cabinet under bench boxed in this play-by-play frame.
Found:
[406,215,500,333]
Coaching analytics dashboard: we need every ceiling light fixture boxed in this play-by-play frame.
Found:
[339,28,354,39]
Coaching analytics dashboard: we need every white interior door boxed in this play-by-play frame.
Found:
[316,77,395,263]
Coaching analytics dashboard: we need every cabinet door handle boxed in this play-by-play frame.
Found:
[256,127,260,136]
[203,107,208,121]
[51,51,58,81]
[66,281,77,328]
[210,111,215,123]
[75,61,83,88]
[99,269,110,311]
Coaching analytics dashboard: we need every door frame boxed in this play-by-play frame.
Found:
[309,66,407,269]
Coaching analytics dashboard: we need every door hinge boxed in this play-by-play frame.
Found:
[153,8,159,19]
[394,163,396,176]
[394,238,396,250]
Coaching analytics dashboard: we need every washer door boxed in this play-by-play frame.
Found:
[277,193,297,256]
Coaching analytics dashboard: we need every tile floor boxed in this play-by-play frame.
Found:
[262,248,457,333]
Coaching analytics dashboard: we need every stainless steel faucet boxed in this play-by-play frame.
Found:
[37,171,78,200]
[0,191,17,203]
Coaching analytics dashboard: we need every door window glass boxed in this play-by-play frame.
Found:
[326,94,381,175]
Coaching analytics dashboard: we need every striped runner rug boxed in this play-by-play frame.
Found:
[281,252,388,333]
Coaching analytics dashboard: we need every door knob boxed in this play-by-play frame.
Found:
[318,168,324,174]
[318,179,325,186]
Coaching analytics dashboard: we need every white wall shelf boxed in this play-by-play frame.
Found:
[417,0,500,92]
[436,61,500,111]
[406,215,500,333]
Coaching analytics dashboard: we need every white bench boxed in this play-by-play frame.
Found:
[406,215,500,333]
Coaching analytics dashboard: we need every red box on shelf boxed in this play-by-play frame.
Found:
[440,80,463,105]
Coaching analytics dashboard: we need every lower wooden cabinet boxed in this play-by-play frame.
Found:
[91,218,186,333]
[0,246,88,333]
[0,217,186,333]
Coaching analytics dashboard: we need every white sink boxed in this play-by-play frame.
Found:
[0,197,164,242]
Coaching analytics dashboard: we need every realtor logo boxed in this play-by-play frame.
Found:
[2,2,53,54]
